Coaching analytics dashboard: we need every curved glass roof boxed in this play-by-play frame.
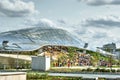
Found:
[0,27,84,51]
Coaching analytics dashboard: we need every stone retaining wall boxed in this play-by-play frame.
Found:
[0,72,26,80]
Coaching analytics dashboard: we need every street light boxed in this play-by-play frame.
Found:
[12,43,22,70]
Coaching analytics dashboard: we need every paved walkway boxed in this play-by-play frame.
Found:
[49,73,120,79]
[0,53,31,61]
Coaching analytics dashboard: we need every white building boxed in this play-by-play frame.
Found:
[31,56,50,71]
[115,51,120,60]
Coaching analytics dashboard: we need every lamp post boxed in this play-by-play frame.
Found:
[16,51,19,69]
[109,55,112,71]
[12,43,22,70]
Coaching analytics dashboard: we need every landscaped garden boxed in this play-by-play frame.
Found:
[0,45,120,80]
[27,71,108,80]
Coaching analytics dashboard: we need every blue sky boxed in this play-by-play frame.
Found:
[1,0,120,50]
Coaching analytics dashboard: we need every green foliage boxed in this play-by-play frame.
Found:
[50,68,82,73]
[67,47,110,62]
[19,61,31,69]
[67,47,114,66]
[27,72,82,80]
[97,78,106,80]
[67,47,76,59]
[27,72,48,79]
[62,46,118,67]
[49,76,82,80]
[50,68,120,73]
[116,69,120,72]
[87,50,108,60]
[0,63,4,69]
[86,68,94,72]
[94,68,111,72]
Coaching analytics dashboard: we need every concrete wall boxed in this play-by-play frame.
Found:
[116,51,120,60]
[32,56,50,71]
[0,72,26,80]
[45,56,51,70]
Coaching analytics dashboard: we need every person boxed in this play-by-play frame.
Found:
[70,60,73,67]
[58,58,60,67]
[68,59,70,68]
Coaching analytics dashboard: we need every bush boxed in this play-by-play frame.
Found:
[86,68,94,72]
[27,72,83,80]
[27,72,48,79]
[98,77,106,80]
[94,68,100,72]
[49,76,82,80]
[50,68,82,73]
[100,69,110,72]
[94,68,111,72]
[116,69,120,72]
[111,69,116,73]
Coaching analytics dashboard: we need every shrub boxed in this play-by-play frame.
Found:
[81,69,86,72]
[49,76,82,80]
[86,68,94,72]
[27,72,48,79]
[98,77,106,80]
[94,68,100,72]
[111,69,116,73]
[116,69,120,72]
[100,69,110,72]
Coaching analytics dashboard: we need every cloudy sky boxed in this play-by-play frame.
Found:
[0,0,120,50]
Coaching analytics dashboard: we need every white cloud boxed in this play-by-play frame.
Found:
[25,18,74,31]
[25,18,57,28]
[82,15,120,28]
[0,0,37,17]
[25,17,120,50]
[79,0,120,6]
[74,26,120,50]
[35,18,57,28]
[72,15,120,50]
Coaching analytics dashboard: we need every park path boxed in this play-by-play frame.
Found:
[49,73,120,79]
[0,53,31,61]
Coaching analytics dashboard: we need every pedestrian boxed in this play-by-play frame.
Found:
[68,60,70,68]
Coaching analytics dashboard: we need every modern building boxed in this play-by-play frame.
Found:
[115,50,120,60]
[97,43,120,59]
[102,43,116,54]
[0,26,84,71]
[0,26,84,52]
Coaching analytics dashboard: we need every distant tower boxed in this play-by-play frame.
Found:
[2,40,9,50]
[83,43,88,54]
